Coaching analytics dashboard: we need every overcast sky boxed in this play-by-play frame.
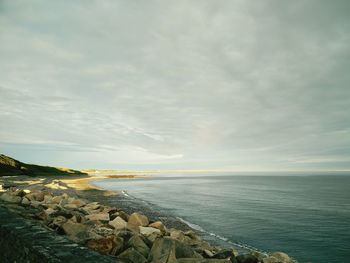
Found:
[0,1,349,171]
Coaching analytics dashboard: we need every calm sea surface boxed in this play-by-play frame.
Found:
[94,175,350,263]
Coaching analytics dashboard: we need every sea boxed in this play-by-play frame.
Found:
[93,173,350,263]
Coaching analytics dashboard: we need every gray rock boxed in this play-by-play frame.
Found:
[0,192,22,203]
[128,212,149,227]
[269,252,293,263]
[128,234,150,258]
[148,237,177,263]
[109,216,127,230]
[118,247,147,263]
[236,254,259,263]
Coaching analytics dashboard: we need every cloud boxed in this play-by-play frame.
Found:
[0,0,349,170]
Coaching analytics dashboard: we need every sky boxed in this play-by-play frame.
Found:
[0,0,350,171]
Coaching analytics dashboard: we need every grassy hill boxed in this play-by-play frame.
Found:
[0,154,86,176]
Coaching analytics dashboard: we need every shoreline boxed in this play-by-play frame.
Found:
[0,174,296,263]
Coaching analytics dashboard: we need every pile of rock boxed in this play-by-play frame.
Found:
[0,188,295,263]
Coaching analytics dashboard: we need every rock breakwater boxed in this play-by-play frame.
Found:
[0,187,295,263]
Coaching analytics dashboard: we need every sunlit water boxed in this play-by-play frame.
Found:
[94,175,350,263]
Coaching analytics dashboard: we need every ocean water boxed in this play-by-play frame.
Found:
[94,174,350,263]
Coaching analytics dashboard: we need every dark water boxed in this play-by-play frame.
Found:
[94,175,350,263]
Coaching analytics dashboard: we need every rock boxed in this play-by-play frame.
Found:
[49,215,67,228]
[44,207,56,216]
[269,252,293,263]
[91,226,114,237]
[83,202,101,213]
[25,191,45,202]
[61,221,88,242]
[109,216,127,230]
[140,226,162,237]
[86,236,114,255]
[262,257,279,263]
[30,200,43,208]
[118,210,130,221]
[111,235,124,256]
[177,259,231,263]
[51,195,64,204]
[149,221,167,233]
[21,197,30,205]
[69,198,86,207]
[170,229,186,242]
[213,249,236,259]
[148,237,177,263]
[12,189,26,197]
[43,194,53,203]
[203,249,214,258]
[128,235,150,258]
[0,192,22,203]
[174,239,203,259]
[118,247,147,263]
[236,254,259,263]
[116,229,135,241]
[64,203,79,209]
[85,212,110,222]
[128,212,149,227]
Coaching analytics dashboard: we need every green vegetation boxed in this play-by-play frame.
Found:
[0,154,86,176]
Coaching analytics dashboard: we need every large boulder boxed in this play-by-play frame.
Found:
[109,216,127,230]
[148,238,177,263]
[236,254,259,263]
[25,191,45,202]
[213,249,236,259]
[128,212,149,227]
[61,221,88,242]
[85,212,110,222]
[0,192,22,203]
[177,259,231,263]
[118,247,147,263]
[149,221,167,233]
[270,252,294,263]
[86,236,114,255]
[139,226,162,237]
[128,234,150,258]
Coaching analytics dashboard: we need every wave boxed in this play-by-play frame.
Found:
[177,216,268,257]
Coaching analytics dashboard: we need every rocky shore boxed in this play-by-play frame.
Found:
[0,177,296,263]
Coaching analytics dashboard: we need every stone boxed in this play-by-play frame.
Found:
[111,235,124,256]
[203,249,214,258]
[128,235,150,258]
[177,259,231,263]
[149,221,167,233]
[61,221,88,242]
[86,236,114,255]
[21,197,30,205]
[269,252,293,263]
[91,226,114,237]
[12,189,26,197]
[262,257,279,263]
[236,254,259,263]
[148,238,177,263]
[85,213,110,222]
[64,203,79,209]
[49,215,67,228]
[25,191,45,202]
[43,194,53,203]
[213,249,236,259]
[30,200,42,208]
[44,207,56,216]
[170,229,186,242]
[109,216,127,230]
[118,247,147,263]
[69,198,86,207]
[174,239,203,259]
[118,210,130,221]
[51,195,64,204]
[0,192,22,203]
[84,202,100,210]
[140,226,162,237]
[128,212,149,227]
